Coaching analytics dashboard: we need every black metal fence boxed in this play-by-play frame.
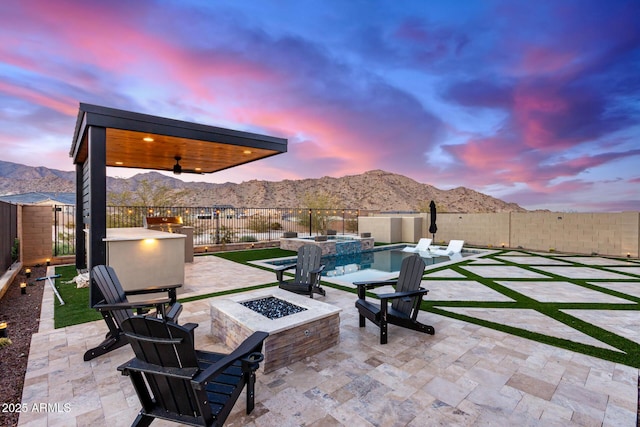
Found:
[53,205,360,255]
[0,201,18,272]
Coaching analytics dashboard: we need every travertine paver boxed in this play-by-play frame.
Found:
[609,267,640,277]
[181,255,277,297]
[439,307,620,351]
[497,256,573,265]
[460,265,551,278]
[424,268,467,278]
[496,280,634,303]
[534,266,635,279]
[467,257,504,264]
[563,310,640,345]
[424,280,515,302]
[562,257,640,266]
[590,281,640,299]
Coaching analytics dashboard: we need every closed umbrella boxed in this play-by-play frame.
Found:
[428,200,437,240]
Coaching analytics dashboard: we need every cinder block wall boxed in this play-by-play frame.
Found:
[362,211,640,257]
[511,212,639,257]
[19,205,53,266]
[358,216,403,243]
[401,217,422,243]
[427,213,511,247]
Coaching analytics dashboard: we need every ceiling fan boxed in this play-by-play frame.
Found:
[172,156,203,175]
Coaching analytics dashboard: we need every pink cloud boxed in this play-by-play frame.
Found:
[0,81,76,117]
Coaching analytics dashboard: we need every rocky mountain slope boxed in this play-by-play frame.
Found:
[0,160,525,213]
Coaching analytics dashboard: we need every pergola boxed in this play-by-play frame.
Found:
[69,103,287,303]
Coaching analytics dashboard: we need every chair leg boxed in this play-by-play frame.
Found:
[380,321,388,345]
[359,314,366,327]
[83,332,128,361]
[131,413,154,427]
[246,371,256,414]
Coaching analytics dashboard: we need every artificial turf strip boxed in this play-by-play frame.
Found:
[422,252,640,368]
[213,248,296,264]
[53,265,102,328]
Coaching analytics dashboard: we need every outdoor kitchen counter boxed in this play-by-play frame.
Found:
[103,227,185,297]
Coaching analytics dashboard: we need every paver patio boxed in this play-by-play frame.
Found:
[17,250,640,426]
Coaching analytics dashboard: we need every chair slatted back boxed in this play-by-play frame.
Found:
[392,256,426,315]
[121,317,211,422]
[295,244,322,285]
[92,265,132,328]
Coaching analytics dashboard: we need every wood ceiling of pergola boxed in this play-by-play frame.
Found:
[70,103,287,174]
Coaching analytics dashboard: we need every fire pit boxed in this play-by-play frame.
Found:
[240,296,307,319]
[210,289,341,373]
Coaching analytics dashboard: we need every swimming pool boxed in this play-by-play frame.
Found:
[259,245,488,282]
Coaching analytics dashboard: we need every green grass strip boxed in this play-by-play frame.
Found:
[53,265,102,328]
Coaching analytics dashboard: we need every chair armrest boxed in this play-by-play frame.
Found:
[165,301,183,321]
[192,331,269,389]
[94,297,172,311]
[310,265,325,275]
[353,280,397,288]
[274,264,296,282]
[378,288,429,301]
[183,322,199,332]
[118,358,199,379]
[354,280,398,299]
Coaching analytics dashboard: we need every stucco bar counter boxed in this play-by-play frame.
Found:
[103,227,185,296]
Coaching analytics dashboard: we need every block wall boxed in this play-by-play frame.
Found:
[428,213,511,248]
[358,216,403,243]
[19,205,53,266]
[363,211,640,257]
[511,212,639,257]
[401,217,422,243]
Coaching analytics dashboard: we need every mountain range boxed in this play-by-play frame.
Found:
[0,160,525,212]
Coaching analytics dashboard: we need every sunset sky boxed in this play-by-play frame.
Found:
[1,0,639,212]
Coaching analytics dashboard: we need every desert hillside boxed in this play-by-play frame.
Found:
[0,161,525,213]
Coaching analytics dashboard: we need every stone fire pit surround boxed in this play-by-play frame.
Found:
[210,288,341,373]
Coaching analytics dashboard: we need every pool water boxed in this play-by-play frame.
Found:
[264,245,484,280]
[322,248,461,277]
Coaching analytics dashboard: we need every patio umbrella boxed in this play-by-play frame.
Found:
[428,200,437,240]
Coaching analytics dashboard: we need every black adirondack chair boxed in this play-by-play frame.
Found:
[118,316,268,427]
[354,255,435,344]
[275,244,326,298]
[84,265,196,361]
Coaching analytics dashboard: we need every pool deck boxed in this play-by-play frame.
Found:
[18,250,640,426]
